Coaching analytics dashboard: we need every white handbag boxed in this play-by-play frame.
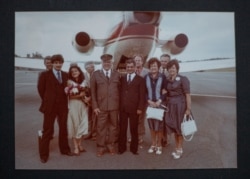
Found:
[146,107,165,121]
[181,114,197,141]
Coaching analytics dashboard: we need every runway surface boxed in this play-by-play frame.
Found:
[15,70,236,169]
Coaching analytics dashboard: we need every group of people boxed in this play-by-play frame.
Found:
[37,52,191,163]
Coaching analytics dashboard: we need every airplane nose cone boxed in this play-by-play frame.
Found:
[75,32,90,46]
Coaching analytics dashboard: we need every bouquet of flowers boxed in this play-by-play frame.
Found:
[65,81,83,96]
[65,80,91,106]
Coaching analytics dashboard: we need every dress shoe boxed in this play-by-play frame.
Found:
[118,151,125,155]
[40,157,48,163]
[109,148,116,155]
[131,152,139,155]
[96,150,104,157]
[61,151,74,156]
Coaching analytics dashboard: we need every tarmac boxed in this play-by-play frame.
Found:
[14,70,237,170]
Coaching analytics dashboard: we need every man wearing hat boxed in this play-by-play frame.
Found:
[37,54,73,163]
[90,53,120,157]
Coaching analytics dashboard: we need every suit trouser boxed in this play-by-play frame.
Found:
[96,110,119,152]
[40,107,70,159]
[119,111,139,153]
[137,109,146,139]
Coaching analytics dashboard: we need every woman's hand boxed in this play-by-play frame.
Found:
[185,109,191,116]
[155,99,162,107]
[148,100,157,107]
[84,96,91,102]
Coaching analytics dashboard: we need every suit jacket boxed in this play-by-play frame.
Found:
[120,74,146,114]
[84,71,92,88]
[90,69,120,111]
[37,70,68,114]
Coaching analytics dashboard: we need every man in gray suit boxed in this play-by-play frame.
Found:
[90,54,120,157]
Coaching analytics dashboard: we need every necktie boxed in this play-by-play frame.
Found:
[57,71,62,83]
[128,74,131,84]
[106,71,109,80]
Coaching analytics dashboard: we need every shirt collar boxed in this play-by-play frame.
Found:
[103,69,111,77]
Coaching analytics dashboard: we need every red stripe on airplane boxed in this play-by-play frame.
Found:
[105,36,157,46]
[107,24,158,41]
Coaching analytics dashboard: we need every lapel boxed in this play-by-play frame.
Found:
[99,70,109,82]
[126,74,138,88]
[49,70,59,84]
[61,71,67,84]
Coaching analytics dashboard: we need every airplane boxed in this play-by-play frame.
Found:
[72,11,188,70]
[15,11,235,72]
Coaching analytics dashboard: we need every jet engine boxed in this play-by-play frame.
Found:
[72,32,95,54]
[161,33,188,55]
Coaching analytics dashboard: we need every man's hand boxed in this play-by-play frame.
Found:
[94,108,101,116]
[137,110,142,115]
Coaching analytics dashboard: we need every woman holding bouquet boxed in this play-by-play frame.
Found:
[65,64,90,156]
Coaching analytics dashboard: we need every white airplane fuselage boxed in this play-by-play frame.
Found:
[103,23,159,69]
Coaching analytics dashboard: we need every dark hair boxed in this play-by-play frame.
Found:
[44,56,51,63]
[51,54,64,63]
[126,59,136,66]
[160,54,171,59]
[167,59,180,73]
[147,57,161,68]
[68,65,85,84]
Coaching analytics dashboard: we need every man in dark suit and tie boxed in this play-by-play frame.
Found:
[90,54,120,157]
[118,59,146,155]
[37,54,73,163]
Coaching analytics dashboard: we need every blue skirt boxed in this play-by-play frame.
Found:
[147,118,164,132]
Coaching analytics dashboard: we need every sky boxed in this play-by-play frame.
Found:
[15,11,235,62]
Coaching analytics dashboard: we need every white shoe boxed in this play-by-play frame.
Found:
[155,147,162,155]
[148,146,156,153]
[172,148,183,159]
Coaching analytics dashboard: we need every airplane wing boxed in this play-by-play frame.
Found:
[179,58,235,73]
[15,57,102,72]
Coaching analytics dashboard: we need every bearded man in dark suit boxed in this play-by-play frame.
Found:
[118,59,146,155]
[37,54,73,163]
